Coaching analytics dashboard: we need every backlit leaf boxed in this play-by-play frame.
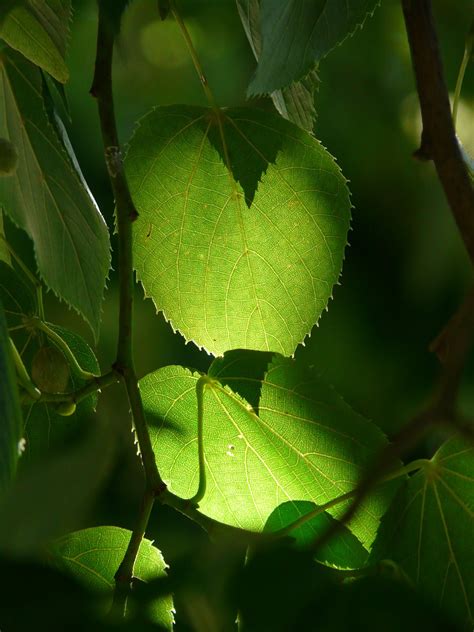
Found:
[0,50,111,339]
[248,0,379,95]
[50,526,174,629]
[370,437,474,629]
[0,0,71,83]
[127,105,350,356]
[141,351,398,561]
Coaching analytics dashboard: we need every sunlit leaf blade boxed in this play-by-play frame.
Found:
[0,297,22,494]
[127,105,350,356]
[0,51,111,339]
[21,325,100,467]
[141,352,398,557]
[50,526,174,629]
[0,0,71,83]
[248,0,379,95]
[236,0,318,132]
[370,437,474,629]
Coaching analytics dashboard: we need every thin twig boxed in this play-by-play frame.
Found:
[90,2,166,613]
[30,370,119,405]
[402,0,474,265]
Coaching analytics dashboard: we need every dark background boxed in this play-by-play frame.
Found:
[6,0,473,627]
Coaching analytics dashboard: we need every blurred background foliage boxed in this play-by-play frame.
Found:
[4,0,473,628]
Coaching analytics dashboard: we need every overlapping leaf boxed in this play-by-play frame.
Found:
[127,105,350,356]
[236,0,318,132]
[370,437,474,629]
[0,0,71,83]
[248,0,379,95]
[264,501,368,568]
[0,297,22,494]
[141,351,398,561]
[0,50,110,338]
[50,526,174,628]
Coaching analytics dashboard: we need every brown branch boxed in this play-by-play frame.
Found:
[402,0,474,266]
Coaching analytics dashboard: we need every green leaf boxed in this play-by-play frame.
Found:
[21,325,100,467]
[248,0,379,95]
[141,351,398,559]
[0,422,115,555]
[264,500,369,569]
[0,0,71,83]
[370,437,474,629]
[127,105,350,356]
[0,297,22,494]
[0,50,111,339]
[50,526,174,629]
[236,0,319,132]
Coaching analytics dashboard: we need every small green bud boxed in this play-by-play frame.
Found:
[56,401,77,417]
[0,137,18,176]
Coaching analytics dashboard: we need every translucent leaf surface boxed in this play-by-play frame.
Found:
[0,0,71,83]
[127,105,350,356]
[50,526,174,628]
[0,51,111,338]
[141,351,398,555]
[236,0,318,132]
[248,0,379,95]
[371,437,474,629]
[22,325,100,467]
[0,297,22,494]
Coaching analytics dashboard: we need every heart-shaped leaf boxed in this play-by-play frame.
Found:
[370,437,474,629]
[141,351,399,562]
[126,105,350,356]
